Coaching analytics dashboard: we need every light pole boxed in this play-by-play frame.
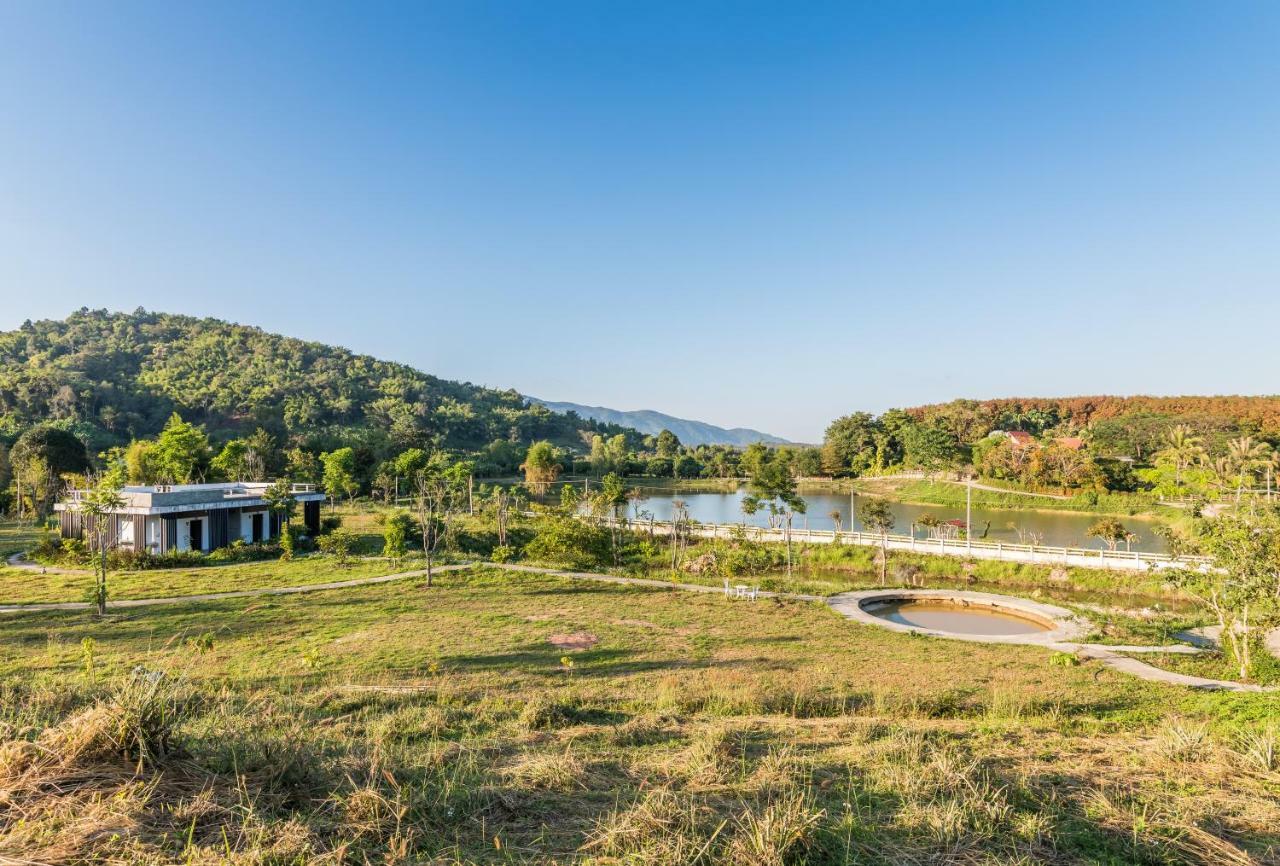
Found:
[965,476,972,543]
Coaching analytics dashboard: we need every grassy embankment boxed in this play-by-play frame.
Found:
[850,476,1182,520]
[1,566,1279,864]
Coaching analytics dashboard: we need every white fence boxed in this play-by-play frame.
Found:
[599,517,1211,573]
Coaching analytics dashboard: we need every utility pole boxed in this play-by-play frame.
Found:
[966,476,972,542]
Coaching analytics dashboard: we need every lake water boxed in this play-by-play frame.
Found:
[621,486,1168,553]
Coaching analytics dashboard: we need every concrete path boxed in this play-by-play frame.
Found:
[1177,624,1280,658]
[485,563,823,602]
[5,551,89,575]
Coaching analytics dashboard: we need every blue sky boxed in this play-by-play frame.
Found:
[1,1,1277,442]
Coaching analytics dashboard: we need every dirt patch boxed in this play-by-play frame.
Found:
[548,632,599,651]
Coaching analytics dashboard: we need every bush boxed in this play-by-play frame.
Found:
[521,516,612,570]
[317,528,357,565]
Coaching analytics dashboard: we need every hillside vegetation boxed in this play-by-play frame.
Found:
[0,308,625,455]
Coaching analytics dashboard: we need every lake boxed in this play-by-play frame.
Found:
[619,486,1168,553]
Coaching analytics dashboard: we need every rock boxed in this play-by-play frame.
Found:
[684,553,718,575]
[1048,567,1070,584]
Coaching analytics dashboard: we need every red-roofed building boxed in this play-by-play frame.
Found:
[1005,430,1036,448]
[1054,436,1086,451]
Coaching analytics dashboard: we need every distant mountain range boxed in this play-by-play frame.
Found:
[528,398,793,447]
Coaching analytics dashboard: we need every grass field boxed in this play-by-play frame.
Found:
[2,565,1279,863]
[0,553,425,605]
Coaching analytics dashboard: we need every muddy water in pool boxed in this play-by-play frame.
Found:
[629,486,1169,553]
[868,600,1052,636]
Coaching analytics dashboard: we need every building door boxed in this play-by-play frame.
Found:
[251,513,264,543]
[188,519,203,552]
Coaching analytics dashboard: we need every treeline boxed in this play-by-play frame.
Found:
[561,431,822,481]
[0,308,649,511]
[823,397,1280,497]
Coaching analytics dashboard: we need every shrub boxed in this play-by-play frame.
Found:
[521,516,612,570]
[317,529,358,566]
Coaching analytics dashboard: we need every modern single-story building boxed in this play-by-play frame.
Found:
[54,482,326,554]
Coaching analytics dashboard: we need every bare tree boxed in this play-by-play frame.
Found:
[80,469,126,616]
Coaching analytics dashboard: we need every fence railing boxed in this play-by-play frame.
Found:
[577,514,1212,572]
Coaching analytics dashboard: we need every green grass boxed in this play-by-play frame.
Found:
[0,552,424,604]
[0,519,43,559]
[1,566,1279,863]
[1122,647,1280,687]
[854,477,1178,518]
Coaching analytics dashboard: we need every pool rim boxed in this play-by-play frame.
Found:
[828,588,1091,646]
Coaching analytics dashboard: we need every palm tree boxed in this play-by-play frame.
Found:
[1156,424,1204,489]
[1227,436,1272,503]
[1201,454,1234,499]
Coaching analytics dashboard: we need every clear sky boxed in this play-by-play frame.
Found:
[1,2,1277,442]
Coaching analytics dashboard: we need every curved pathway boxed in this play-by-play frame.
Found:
[5,551,89,575]
[1,556,1271,692]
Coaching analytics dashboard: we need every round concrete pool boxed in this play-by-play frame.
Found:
[828,589,1090,645]
[863,598,1052,636]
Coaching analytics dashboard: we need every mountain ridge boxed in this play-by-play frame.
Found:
[528,397,793,447]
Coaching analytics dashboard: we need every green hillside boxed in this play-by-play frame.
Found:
[0,308,626,458]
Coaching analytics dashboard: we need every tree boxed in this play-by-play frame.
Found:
[821,412,881,477]
[489,486,515,547]
[1172,510,1280,680]
[1086,518,1135,552]
[321,447,358,511]
[124,440,162,485]
[79,465,126,616]
[672,455,701,479]
[521,441,561,495]
[263,478,298,558]
[11,425,89,518]
[1154,424,1205,490]
[410,451,468,586]
[589,472,630,565]
[858,499,895,585]
[655,429,681,458]
[589,433,629,476]
[746,450,806,577]
[285,447,323,486]
[382,510,412,567]
[901,422,961,475]
[152,414,211,483]
[0,443,9,513]
[1227,436,1272,503]
[211,439,253,482]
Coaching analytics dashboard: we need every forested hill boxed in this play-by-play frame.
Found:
[0,308,628,456]
[904,396,1280,439]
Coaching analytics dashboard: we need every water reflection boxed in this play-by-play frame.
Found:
[623,486,1168,553]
